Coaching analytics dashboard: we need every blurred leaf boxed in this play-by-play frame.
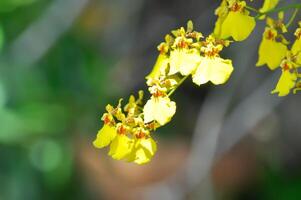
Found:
[0,80,7,108]
[0,0,39,12]
[0,103,70,144]
[261,168,301,200]
[0,109,24,144]
[29,138,63,172]
[44,142,73,190]
[0,25,4,51]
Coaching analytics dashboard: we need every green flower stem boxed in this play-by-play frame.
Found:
[255,3,301,19]
[286,8,300,28]
[245,5,259,13]
[167,75,189,97]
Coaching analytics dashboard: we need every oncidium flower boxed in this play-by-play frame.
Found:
[256,16,288,70]
[272,57,298,96]
[108,124,134,160]
[146,21,204,78]
[168,23,203,76]
[214,0,256,41]
[192,36,234,85]
[143,96,176,126]
[144,80,176,126]
[126,128,157,165]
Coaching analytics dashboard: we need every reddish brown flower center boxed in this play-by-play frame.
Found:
[103,115,111,125]
[147,123,155,130]
[117,125,126,135]
[230,3,241,12]
[136,131,146,139]
[206,48,220,57]
[153,90,164,97]
[282,62,290,71]
[158,45,165,54]
[266,30,275,40]
[178,40,188,48]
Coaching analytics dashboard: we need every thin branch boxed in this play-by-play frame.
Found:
[256,3,301,19]
[286,8,300,28]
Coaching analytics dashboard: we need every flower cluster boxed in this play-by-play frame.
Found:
[257,13,288,70]
[93,21,234,164]
[93,0,301,165]
[148,21,234,86]
[93,92,158,165]
[271,23,301,96]
[214,0,301,96]
[256,17,301,96]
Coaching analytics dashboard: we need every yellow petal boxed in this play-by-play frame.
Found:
[271,70,297,96]
[169,48,201,76]
[213,17,224,38]
[139,137,157,155]
[93,125,117,148]
[256,38,287,70]
[192,57,234,85]
[143,96,176,125]
[292,39,301,55]
[146,54,169,79]
[260,0,279,12]
[292,39,301,65]
[108,135,133,160]
[259,0,279,19]
[128,137,157,165]
[220,11,256,41]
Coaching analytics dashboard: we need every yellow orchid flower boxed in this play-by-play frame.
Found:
[143,96,176,126]
[256,28,287,70]
[214,1,256,41]
[271,70,297,96]
[127,136,157,165]
[271,60,297,96]
[169,48,201,76]
[192,56,234,85]
[192,35,234,85]
[93,124,117,148]
[220,11,256,41]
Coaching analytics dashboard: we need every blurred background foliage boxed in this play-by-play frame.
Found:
[0,0,301,200]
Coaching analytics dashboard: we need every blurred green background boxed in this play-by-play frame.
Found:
[1,0,301,200]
